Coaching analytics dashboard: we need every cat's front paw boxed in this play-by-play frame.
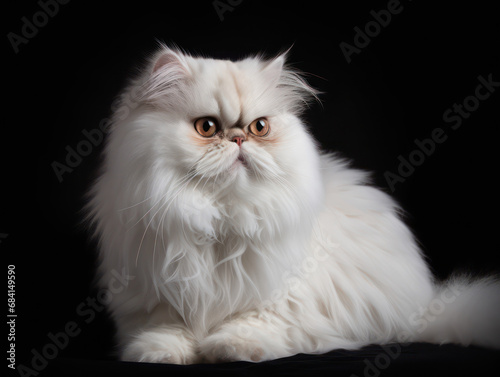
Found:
[122,327,199,364]
[199,331,269,363]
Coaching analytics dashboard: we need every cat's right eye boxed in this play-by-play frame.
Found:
[194,118,218,137]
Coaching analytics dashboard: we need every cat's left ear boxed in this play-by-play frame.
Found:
[261,53,286,86]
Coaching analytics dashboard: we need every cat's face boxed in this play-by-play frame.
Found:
[115,47,322,203]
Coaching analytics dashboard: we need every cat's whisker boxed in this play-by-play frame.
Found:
[127,170,198,232]
[135,172,199,266]
[159,173,200,225]
[205,150,230,190]
[121,154,205,215]
[118,196,155,212]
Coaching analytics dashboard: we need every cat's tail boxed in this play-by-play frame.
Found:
[415,274,500,349]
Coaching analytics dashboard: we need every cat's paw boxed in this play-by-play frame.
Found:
[122,327,199,364]
[199,331,268,363]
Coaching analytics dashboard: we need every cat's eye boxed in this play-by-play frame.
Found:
[194,118,218,137]
[249,118,270,137]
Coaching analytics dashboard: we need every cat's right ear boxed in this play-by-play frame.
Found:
[140,47,191,102]
[151,47,191,76]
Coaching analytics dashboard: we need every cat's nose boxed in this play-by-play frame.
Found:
[232,136,245,147]
[227,128,246,147]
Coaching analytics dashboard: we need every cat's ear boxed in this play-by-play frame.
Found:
[263,49,321,112]
[261,54,286,85]
[140,47,191,103]
[151,47,191,76]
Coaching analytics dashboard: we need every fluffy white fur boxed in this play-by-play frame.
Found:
[87,46,500,364]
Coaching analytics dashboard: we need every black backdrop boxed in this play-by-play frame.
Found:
[4,1,500,376]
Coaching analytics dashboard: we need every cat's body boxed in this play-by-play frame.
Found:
[88,46,500,364]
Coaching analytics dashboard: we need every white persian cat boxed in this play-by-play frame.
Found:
[87,45,500,364]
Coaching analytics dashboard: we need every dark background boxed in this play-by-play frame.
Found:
[3,0,500,376]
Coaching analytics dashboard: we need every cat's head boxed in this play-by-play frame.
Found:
[106,46,324,221]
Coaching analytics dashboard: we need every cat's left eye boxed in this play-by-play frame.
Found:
[249,118,270,137]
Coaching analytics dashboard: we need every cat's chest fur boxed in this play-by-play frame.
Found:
[138,192,310,332]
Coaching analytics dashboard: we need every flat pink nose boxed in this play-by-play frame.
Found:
[232,136,244,147]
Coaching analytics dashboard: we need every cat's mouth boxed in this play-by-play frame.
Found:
[235,153,248,167]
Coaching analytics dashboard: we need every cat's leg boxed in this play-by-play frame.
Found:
[198,307,295,363]
[198,291,379,363]
[118,305,200,364]
[121,324,199,364]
